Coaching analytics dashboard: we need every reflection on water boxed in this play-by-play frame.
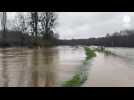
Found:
[0,46,85,87]
[30,48,57,87]
[1,49,9,87]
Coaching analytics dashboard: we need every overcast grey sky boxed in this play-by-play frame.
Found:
[6,12,134,39]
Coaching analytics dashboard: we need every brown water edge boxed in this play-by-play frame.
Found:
[0,46,85,87]
[83,49,134,87]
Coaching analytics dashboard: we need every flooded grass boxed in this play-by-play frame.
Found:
[62,73,87,87]
[62,47,96,87]
[94,47,117,56]
[84,47,96,60]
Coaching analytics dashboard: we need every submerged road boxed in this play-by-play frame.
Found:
[83,48,134,87]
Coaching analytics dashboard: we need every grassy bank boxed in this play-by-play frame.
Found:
[62,47,96,87]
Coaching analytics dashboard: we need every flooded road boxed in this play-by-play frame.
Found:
[0,46,134,87]
[83,47,134,87]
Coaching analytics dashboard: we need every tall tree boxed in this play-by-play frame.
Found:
[39,12,57,39]
[28,12,39,46]
[1,12,7,44]
[1,12,7,32]
[30,12,38,38]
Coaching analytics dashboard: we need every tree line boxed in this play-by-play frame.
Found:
[58,29,134,47]
[93,30,134,47]
[0,12,59,47]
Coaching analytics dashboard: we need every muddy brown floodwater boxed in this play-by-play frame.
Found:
[83,47,134,87]
[0,46,134,87]
[0,46,85,87]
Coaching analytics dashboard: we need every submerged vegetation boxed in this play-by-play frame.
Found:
[84,47,96,60]
[94,47,117,56]
[62,47,96,87]
[62,73,87,87]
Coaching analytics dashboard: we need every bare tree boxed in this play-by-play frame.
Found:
[28,12,39,46]
[1,12,7,45]
[39,12,57,39]
[17,13,27,33]
[12,13,27,33]
[30,12,39,38]
[1,12,7,32]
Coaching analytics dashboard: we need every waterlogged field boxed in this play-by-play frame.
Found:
[0,46,85,87]
[0,46,133,87]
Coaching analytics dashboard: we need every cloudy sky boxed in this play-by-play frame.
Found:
[6,12,134,39]
[56,12,134,39]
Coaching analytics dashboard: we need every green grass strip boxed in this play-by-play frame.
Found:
[62,47,96,87]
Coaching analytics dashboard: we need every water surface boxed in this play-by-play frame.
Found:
[0,46,134,87]
[0,46,85,87]
[83,47,134,87]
